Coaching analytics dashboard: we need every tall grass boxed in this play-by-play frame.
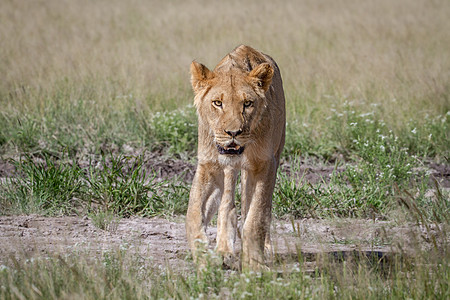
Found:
[0,0,448,160]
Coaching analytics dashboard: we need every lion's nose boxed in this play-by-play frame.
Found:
[224,129,243,138]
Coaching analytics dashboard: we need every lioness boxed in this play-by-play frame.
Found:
[186,45,285,270]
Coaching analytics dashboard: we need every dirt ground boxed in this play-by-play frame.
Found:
[0,155,448,271]
[0,214,433,272]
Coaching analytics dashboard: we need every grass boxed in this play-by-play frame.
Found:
[0,0,449,161]
[1,213,448,299]
[1,143,446,220]
[1,155,85,215]
[88,209,120,232]
[274,106,448,219]
[0,154,189,218]
[0,0,449,298]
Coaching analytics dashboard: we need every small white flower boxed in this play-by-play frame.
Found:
[411,128,417,134]
[359,112,374,117]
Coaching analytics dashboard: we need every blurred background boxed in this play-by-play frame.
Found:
[1,0,448,160]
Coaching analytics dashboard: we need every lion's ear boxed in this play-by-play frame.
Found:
[190,61,214,94]
[248,63,274,92]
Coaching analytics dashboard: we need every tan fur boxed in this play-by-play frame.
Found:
[186,45,286,270]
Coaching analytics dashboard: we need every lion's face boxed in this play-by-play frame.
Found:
[190,61,274,156]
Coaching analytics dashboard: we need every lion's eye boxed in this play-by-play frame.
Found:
[243,100,253,108]
[212,100,222,107]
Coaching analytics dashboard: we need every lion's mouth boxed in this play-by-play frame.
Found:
[216,142,245,155]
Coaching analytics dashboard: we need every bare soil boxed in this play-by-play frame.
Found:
[0,154,448,270]
[0,214,432,272]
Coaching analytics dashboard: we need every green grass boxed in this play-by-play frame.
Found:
[1,99,448,219]
[88,209,120,232]
[0,95,198,159]
[0,154,189,217]
[1,155,85,215]
[274,106,449,219]
[0,0,449,297]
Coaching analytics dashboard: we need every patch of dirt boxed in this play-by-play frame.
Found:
[0,215,438,271]
[0,159,15,178]
[281,160,345,184]
[0,151,196,182]
[427,162,450,187]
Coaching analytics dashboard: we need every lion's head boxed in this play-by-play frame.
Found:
[190,59,274,156]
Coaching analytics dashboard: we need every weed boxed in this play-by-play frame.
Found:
[148,105,198,159]
[85,154,164,217]
[1,155,85,215]
[1,238,448,299]
[0,154,190,217]
[158,177,190,217]
[274,103,440,218]
[88,209,120,232]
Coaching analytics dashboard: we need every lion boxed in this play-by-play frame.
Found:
[185,45,286,270]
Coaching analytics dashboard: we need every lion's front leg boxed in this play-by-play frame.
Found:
[186,163,223,262]
[216,166,238,266]
[241,159,277,270]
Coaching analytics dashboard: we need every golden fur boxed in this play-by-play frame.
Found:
[186,45,286,270]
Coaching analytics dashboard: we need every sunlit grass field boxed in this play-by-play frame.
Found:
[0,0,449,298]
[1,0,448,159]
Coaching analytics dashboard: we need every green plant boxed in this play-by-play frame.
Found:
[85,155,164,217]
[88,209,121,232]
[158,176,190,217]
[148,105,198,159]
[1,155,85,215]
[0,154,191,217]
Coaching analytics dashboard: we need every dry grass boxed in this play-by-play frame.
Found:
[0,0,448,160]
[1,0,448,117]
[0,3,449,296]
